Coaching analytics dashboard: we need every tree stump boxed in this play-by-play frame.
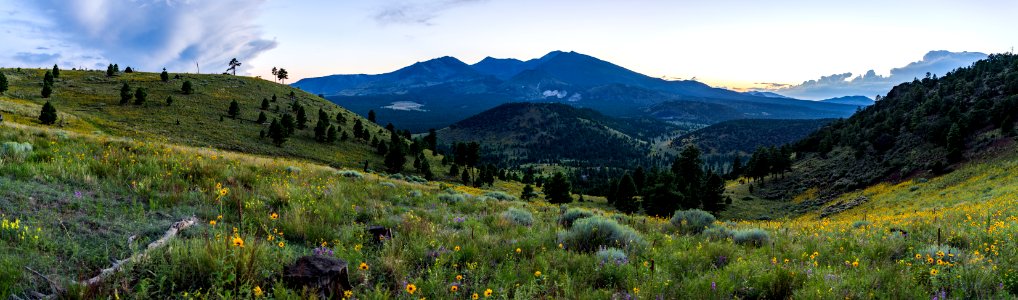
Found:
[283,256,353,298]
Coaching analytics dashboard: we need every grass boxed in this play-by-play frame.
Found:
[3,68,1018,299]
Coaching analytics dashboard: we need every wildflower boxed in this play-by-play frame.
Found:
[406,283,418,295]
[711,281,716,291]
[852,260,859,268]
[484,289,493,297]
[270,212,279,220]
[516,248,522,254]
[633,287,640,294]
[450,285,459,293]
[359,262,369,271]
[771,257,777,264]
[344,290,353,299]
[278,241,285,248]
[926,257,934,264]
[232,236,245,247]
[930,268,939,276]
[209,220,217,226]
[534,271,541,277]
[472,293,479,299]
[558,243,564,249]
[217,215,223,220]
[268,235,275,241]
[354,244,363,251]
[454,246,461,252]
[456,274,463,281]
[915,253,922,260]
[253,286,263,297]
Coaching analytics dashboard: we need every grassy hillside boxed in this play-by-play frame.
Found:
[0,68,396,170]
[4,111,1018,299]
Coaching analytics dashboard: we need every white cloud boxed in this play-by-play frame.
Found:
[0,0,276,73]
[374,0,487,26]
[771,51,988,100]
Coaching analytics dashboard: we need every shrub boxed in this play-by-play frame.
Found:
[337,170,363,179]
[702,226,734,241]
[285,166,302,173]
[595,247,629,265]
[852,220,872,229]
[0,142,33,162]
[560,216,645,252]
[671,209,717,234]
[502,208,534,226]
[733,229,770,247]
[438,193,466,204]
[558,208,594,228]
[379,182,396,188]
[483,191,516,201]
[920,245,963,263]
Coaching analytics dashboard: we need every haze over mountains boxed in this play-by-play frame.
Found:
[294,51,862,132]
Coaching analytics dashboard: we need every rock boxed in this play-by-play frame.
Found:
[282,256,353,298]
[820,196,868,218]
[366,225,392,243]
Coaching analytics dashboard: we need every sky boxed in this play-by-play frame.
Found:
[1,0,1015,99]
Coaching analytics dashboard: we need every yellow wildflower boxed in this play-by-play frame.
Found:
[232,236,244,247]
[253,286,263,297]
[406,283,417,295]
[359,262,369,271]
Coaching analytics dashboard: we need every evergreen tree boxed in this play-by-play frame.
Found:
[106,64,115,77]
[295,105,307,129]
[460,168,472,184]
[228,100,240,118]
[261,98,269,110]
[271,94,277,102]
[424,128,437,151]
[544,172,572,204]
[275,68,288,84]
[643,179,682,217]
[384,133,407,173]
[314,117,329,142]
[672,145,704,207]
[521,184,536,201]
[633,167,646,192]
[1002,115,1015,136]
[946,123,964,161]
[281,113,296,135]
[41,83,52,98]
[352,119,364,139]
[120,82,132,104]
[368,110,376,123]
[420,156,434,180]
[0,72,8,94]
[257,111,267,123]
[336,112,346,124]
[44,70,54,86]
[268,119,287,146]
[39,101,57,125]
[165,96,174,106]
[729,155,744,179]
[113,64,119,73]
[340,131,349,141]
[134,88,147,105]
[124,67,133,73]
[51,64,59,79]
[160,68,169,82]
[449,164,460,177]
[614,173,640,213]
[376,141,388,155]
[181,80,194,95]
[701,172,728,213]
[326,126,338,143]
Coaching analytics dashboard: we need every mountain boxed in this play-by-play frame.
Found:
[742,91,791,98]
[820,95,874,106]
[297,51,860,131]
[673,118,835,161]
[436,102,677,167]
[756,53,1018,199]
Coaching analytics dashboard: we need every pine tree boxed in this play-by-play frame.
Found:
[295,105,307,129]
[134,88,147,105]
[271,94,277,102]
[119,82,132,104]
[165,96,174,106]
[113,64,120,73]
[124,67,133,73]
[521,184,536,201]
[450,164,460,177]
[0,72,8,94]
[353,119,364,139]
[460,169,472,184]
[946,123,964,161]
[544,172,572,204]
[257,111,267,123]
[340,131,349,141]
[368,110,376,123]
[420,157,434,180]
[336,112,346,124]
[633,167,646,192]
[261,98,269,110]
[281,113,296,135]
[269,119,287,146]
[228,100,240,118]
[181,80,194,95]
[384,133,407,173]
[106,64,115,77]
[41,83,53,98]
[160,68,169,82]
[39,101,57,125]
[1002,115,1015,136]
[314,117,329,142]
[424,128,437,152]
[729,155,744,179]
[326,126,338,143]
[614,173,639,213]
[51,65,59,79]
[43,70,54,87]
[376,141,388,155]
[701,172,728,213]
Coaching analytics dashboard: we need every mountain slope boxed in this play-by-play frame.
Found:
[820,95,874,106]
[674,118,835,158]
[0,68,398,169]
[759,53,1018,199]
[436,102,677,167]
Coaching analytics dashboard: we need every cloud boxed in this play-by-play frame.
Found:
[771,51,988,100]
[375,0,487,26]
[1,0,276,74]
[13,52,61,64]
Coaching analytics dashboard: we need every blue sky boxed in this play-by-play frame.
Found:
[1,0,1015,99]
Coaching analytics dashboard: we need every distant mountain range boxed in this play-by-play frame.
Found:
[294,51,861,132]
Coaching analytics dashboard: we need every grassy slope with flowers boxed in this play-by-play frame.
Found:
[4,114,1018,299]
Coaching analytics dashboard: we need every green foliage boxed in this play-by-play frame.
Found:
[134,87,147,105]
[38,101,57,125]
[0,141,33,162]
[51,64,59,79]
[613,173,639,213]
[501,207,534,226]
[165,96,173,106]
[559,216,644,252]
[595,247,628,264]
[228,99,240,118]
[295,104,307,129]
[544,172,572,204]
[181,80,194,95]
[256,111,267,123]
[268,119,286,146]
[383,132,407,173]
[521,184,536,201]
[482,191,516,201]
[732,228,770,247]
[40,83,52,98]
[160,68,169,82]
[0,71,8,94]
[702,226,734,241]
[438,193,466,204]
[120,82,133,104]
[43,70,54,86]
[367,109,376,123]
[671,209,717,234]
[557,208,594,228]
